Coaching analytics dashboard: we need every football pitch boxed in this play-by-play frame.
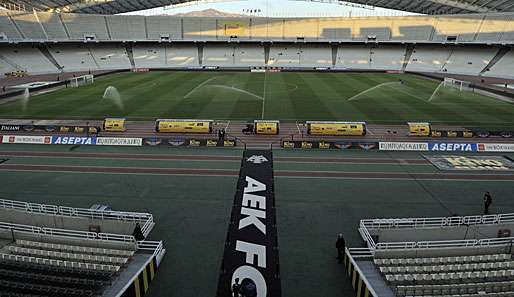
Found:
[2,71,514,126]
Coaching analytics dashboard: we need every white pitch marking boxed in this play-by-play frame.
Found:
[183,76,218,99]
[347,82,401,101]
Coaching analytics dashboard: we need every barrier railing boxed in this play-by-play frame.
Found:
[359,213,514,251]
[361,212,514,231]
[0,220,136,243]
[0,198,154,236]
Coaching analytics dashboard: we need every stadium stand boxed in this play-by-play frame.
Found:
[105,15,146,41]
[0,198,155,237]
[8,11,47,40]
[268,45,301,67]
[0,45,58,74]
[203,44,236,67]
[345,213,514,296]
[483,49,514,79]
[405,45,452,73]
[35,11,69,40]
[60,14,110,41]
[0,199,164,297]
[145,16,182,40]
[0,10,22,40]
[299,44,333,68]
[47,44,99,72]
[234,44,266,67]
[0,10,514,78]
[441,46,498,75]
[1,11,514,43]
[89,44,132,70]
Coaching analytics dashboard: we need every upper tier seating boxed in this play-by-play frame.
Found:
[8,11,46,40]
[1,11,514,43]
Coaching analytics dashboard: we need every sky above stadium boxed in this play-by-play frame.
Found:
[127,0,414,17]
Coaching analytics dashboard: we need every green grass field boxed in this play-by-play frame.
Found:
[1,71,514,125]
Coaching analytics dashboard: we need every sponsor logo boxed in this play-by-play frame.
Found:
[2,135,51,145]
[359,143,377,150]
[0,125,21,131]
[45,126,57,132]
[52,136,96,145]
[334,142,352,150]
[189,139,201,146]
[207,139,218,147]
[428,143,477,152]
[224,140,235,147]
[168,139,185,146]
[379,142,428,151]
[319,142,330,149]
[426,155,514,171]
[144,138,162,146]
[96,137,142,146]
[301,141,313,149]
[247,155,268,164]
[282,141,295,149]
[478,143,514,152]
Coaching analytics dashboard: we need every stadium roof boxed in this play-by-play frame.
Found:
[1,0,514,14]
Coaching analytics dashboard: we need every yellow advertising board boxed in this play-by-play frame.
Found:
[307,121,366,136]
[156,119,213,134]
[254,120,279,135]
[103,118,126,132]
[408,122,431,137]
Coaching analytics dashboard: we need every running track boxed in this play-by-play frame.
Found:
[1,151,513,181]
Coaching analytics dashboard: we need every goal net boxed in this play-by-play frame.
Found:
[69,74,94,88]
[443,77,472,92]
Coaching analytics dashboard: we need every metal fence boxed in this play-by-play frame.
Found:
[0,198,155,236]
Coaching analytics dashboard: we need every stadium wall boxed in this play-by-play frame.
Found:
[1,11,514,44]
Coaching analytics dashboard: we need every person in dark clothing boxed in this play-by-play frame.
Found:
[132,222,145,241]
[232,278,241,297]
[1,86,5,93]
[336,234,345,263]
[484,192,492,214]
[241,280,257,297]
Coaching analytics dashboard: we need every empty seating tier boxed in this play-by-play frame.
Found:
[16,239,135,257]
[7,245,129,265]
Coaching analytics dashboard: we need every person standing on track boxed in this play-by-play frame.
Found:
[336,234,345,263]
[483,191,493,215]
[232,278,241,297]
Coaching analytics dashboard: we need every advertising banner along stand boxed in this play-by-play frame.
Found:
[216,150,281,297]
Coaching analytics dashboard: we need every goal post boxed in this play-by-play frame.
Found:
[69,74,94,88]
[443,77,472,92]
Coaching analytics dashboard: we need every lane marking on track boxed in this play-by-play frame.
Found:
[1,167,512,181]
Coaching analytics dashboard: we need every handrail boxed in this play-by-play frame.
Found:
[0,220,136,243]
[0,198,154,236]
[361,212,514,230]
[359,213,514,251]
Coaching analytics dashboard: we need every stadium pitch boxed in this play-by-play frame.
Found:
[1,71,514,126]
